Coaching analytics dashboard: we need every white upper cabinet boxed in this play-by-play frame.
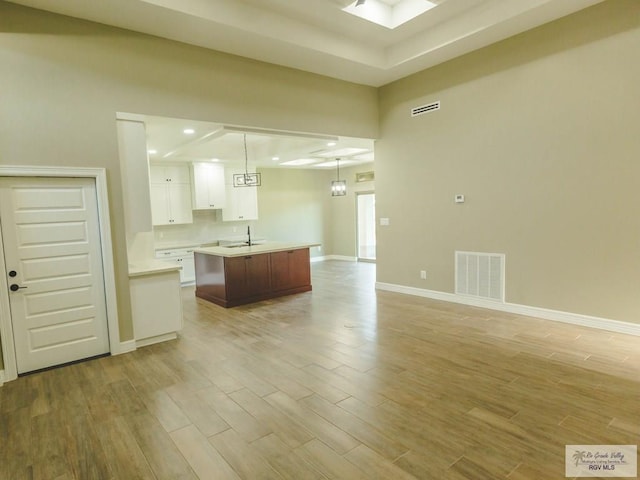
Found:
[149,165,193,225]
[222,169,259,221]
[150,164,191,184]
[192,162,226,210]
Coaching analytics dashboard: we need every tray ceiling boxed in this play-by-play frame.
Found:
[8,0,604,86]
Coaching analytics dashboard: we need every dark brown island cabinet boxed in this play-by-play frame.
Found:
[194,244,314,307]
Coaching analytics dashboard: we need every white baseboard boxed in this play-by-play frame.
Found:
[136,332,178,348]
[330,255,358,262]
[312,255,357,262]
[115,339,137,354]
[375,282,640,337]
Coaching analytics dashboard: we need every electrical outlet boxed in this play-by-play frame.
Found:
[420,270,427,279]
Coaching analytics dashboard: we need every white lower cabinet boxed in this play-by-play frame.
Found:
[177,253,195,283]
[156,248,196,284]
[130,269,183,347]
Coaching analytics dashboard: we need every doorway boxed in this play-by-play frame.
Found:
[0,167,121,383]
[0,177,110,374]
[356,192,376,262]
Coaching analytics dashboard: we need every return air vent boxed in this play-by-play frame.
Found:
[411,101,440,117]
[455,251,505,302]
[355,171,374,183]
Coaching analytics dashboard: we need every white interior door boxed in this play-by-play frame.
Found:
[0,177,110,374]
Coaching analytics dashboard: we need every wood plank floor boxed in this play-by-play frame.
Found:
[1,260,638,479]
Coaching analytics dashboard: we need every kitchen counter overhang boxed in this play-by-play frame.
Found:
[193,242,319,257]
[194,242,319,307]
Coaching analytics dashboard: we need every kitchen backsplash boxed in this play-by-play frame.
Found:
[153,210,256,248]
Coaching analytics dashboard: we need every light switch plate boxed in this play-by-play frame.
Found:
[455,194,465,203]
[380,217,390,226]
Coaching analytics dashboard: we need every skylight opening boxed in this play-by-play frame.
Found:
[342,0,437,29]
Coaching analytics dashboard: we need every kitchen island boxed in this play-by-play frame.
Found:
[193,242,319,307]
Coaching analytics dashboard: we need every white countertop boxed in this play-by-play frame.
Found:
[155,240,214,251]
[128,259,183,277]
[193,242,320,258]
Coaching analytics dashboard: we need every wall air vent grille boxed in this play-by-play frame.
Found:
[455,251,505,302]
[411,101,440,117]
[355,171,374,183]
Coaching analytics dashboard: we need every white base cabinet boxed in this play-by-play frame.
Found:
[130,269,183,347]
[156,248,196,284]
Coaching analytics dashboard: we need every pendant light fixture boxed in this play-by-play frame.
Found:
[233,134,261,187]
[331,157,347,196]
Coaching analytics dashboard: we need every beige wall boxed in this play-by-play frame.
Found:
[0,0,378,361]
[1,0,638,377]
[153,166,374,260]
[256,168,333,257]
[329,164,376,258]
[376,0,640,323]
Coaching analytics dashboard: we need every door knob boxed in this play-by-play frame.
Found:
[8,270,17,277]
[9,284,27,292]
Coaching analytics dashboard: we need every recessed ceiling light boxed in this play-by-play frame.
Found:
[327,142,337,147]
[147,149,157,155]
[183,128,195,135]
[272,156,280,161]
[210,158,220,162]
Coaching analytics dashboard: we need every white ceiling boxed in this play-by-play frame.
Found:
[15,0,603,170]
[144,115,375,170]
[9,0,603,87]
